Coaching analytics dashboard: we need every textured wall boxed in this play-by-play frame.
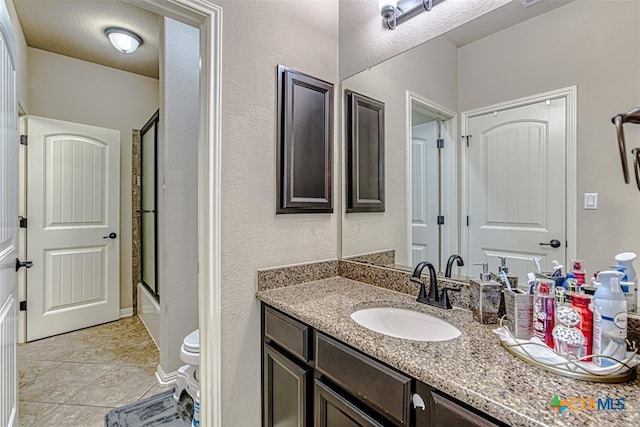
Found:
[338,0,510,79]
[217,0,339,424]
[458,0,640,276]
[341,36,458,267]
[157,17,200,373]
[27,48,159,311]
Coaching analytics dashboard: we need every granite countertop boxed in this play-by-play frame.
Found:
[256,277,640,427]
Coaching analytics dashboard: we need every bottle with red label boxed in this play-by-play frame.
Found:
[571,293,593,361]
[571,259,586,288]
[533,279,555,347]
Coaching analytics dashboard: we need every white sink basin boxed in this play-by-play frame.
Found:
[350,307,461,342]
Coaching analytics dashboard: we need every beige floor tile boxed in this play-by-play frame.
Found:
[139,384,175,401]
[72,343,143,364]
[18,359,64,388]
[18,401,59,427]
[121,343,159,367]
[66,365,158,408]
[33,404,113,427]
[19,362,114,404]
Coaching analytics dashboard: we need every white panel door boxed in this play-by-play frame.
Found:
[26,116,120,341]
[0,2,19,424]
[411,121,439,267]
[467,98,566,283]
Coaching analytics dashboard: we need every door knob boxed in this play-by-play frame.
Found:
[15,258,33,271]
[539,239,562,248]
[103,232,118,239]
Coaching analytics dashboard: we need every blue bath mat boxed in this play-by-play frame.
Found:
[104,389,191,427]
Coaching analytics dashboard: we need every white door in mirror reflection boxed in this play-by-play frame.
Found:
[468,98,566,283]
[412,123,439,268]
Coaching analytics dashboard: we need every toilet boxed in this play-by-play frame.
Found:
[174,329,200,412]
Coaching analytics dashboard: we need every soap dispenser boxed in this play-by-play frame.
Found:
[470,263,504,324]
[493,256,519,288]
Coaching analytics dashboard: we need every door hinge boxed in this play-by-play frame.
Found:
[437,138,444,149]
[20,135,28,145]
[19,301,26,311]
[437,215,445,225]
[466,216,469,227]
[466,135,471,147]
[19,216,27,228]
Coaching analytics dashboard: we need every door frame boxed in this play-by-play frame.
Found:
[460,86,577,277]
[127,1,222,426]
[405,91,457,269]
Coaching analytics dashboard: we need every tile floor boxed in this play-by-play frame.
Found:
[18,316,173,427]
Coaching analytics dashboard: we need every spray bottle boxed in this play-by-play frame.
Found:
[592,271,627,367]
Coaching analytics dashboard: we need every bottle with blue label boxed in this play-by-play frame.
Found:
[191,390,200,427]
[592,271,627,367]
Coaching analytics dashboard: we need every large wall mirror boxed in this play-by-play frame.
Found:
[340,0,640,312]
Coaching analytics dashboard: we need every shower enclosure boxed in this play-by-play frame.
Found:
[140,111,159,300]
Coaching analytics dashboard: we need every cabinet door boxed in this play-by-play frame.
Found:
[431,391,500,427]
[264,343,310,427]
[314,380,384,427]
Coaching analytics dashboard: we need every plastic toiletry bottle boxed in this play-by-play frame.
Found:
[571,293,593,361]
[615,252,638,312]
[571,260,586,288]
[592,271,627,367]
[191,390,200,427]
[533,279,555,347]
[615,252,637,283]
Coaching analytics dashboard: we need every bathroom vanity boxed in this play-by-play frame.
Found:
[257,276,640,427]
[262,302,502,426]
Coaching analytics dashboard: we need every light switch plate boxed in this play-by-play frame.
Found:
[584,193,598,209]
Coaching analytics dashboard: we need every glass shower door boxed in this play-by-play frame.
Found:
[140,112,158,300]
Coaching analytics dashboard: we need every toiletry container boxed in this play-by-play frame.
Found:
[552,306,586,358]
[615,252,637,312]
[533,279,555,347]
[191,390,200,427]
[504,288,533,339]
[571,260,586,288]
[592,271,627,367]
[494,256,518,288]
[470,263,504,324]
[571,294,593,361]
[615,252,637,283]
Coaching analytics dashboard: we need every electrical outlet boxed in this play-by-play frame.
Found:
[584,193,598,210]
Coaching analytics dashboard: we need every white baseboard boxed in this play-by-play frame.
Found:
[119,308,134,318]
[156,364,178,385]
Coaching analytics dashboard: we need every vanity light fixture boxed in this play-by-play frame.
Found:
[379,0,446,30]
[105,27,143,54]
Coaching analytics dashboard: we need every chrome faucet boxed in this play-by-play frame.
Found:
[412,261,460,309]
[444,255,464,278]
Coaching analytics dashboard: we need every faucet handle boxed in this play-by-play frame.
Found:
[441,287,461,310]
[411,277,428,303]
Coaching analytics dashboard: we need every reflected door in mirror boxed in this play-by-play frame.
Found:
[466,97,567,282]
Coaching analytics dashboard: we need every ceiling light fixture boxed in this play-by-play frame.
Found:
[105,27,143,54]
[379,0,446,30]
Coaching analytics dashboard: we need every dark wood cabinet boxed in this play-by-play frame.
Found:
[315,379,385,427]
[430,391,500,427]
[261,303,505,427]
[315,333,411,425]
[263,343,310,427]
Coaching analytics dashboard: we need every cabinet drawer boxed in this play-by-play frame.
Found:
[431,391,500,427]
[315,379,384,427]
[315,333,411,426]
[264,306,310,362]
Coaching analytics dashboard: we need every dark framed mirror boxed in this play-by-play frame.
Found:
[345,90,385,213]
